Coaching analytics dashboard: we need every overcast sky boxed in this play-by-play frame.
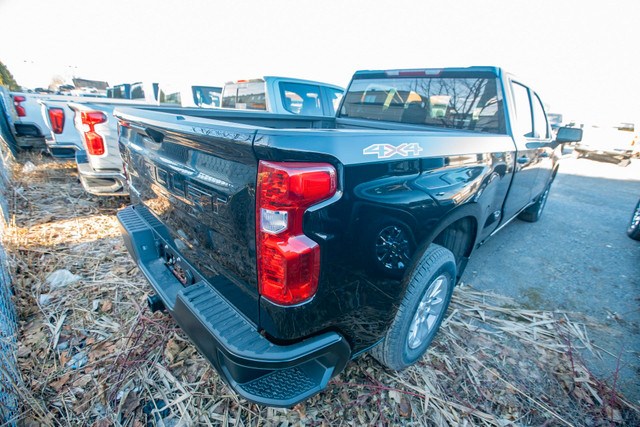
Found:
[1,0,638,125]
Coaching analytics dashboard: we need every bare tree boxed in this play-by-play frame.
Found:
[48,75,65,91]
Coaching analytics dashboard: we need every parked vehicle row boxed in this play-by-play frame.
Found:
[2,67,588,407]
[3,63,638,410]
[9,76,344,199]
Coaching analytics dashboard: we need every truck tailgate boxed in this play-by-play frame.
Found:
[115,107,260,323]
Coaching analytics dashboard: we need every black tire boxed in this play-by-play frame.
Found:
[627,199,640,241]
[371,244,455,370]
[364,217,415,279]
[518,183,550,223]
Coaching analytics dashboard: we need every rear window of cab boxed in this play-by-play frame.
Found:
[340,73,506,134]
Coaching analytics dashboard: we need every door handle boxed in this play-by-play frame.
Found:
[130,123,164,143]
[517,156,530,164]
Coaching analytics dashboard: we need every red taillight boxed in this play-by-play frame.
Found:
[80,111,107,155]
[13,95,26,117]
[47,107,65,134]
[256,161,337,305]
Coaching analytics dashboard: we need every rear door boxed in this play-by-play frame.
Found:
[501,80,542,221]
[116,108,260,323]
[530,91,554,194]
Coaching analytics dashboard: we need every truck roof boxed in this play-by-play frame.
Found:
[225,76,344,91]
[352,66,503,79]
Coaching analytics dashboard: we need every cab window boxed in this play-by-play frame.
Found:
[193,86,221,108]
[340,73,506,134]
[511,82,533,137]
[326,87,344,115]
[130,84,145,100]
[532,93,549,139]
[222,85,237,108]
[279,82,323,115]
[236,82,266,110]
[158,85,181,105]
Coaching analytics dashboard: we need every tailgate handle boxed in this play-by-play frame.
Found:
[130,123,164,143]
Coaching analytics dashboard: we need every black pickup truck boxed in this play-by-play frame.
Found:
[115,67,582,407]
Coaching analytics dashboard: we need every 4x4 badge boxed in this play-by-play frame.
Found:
[363,143,423,159]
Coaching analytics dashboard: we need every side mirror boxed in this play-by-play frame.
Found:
[556,126,583,143]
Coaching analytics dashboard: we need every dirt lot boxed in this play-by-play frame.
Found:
[462,155,640,403]
[3,152,640,426]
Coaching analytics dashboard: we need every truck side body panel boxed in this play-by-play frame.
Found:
[252,129,515,346]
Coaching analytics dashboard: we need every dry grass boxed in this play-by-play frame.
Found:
[2,153,639,426]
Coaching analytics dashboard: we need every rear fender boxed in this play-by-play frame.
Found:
[405,202,481,280]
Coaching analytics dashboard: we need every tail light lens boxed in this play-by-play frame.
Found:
[80,111,107,155]
[13,95,26,117]
[256,161,337,305]
[47,107,65,134]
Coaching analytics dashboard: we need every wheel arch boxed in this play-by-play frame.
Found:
[418,205,480,280]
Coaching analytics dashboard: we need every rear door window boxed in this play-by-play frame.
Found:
[511,82,533,137]
[532,93,549,139]
[279,82,323,115]
[222,85,237,108]
[109,85,127,99]
[158,85,182,105]
[236,82,266,110]
[130,84,145,100]
[325,87,344,115]
[192,86,221,108]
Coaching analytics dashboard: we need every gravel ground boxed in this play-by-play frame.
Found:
[462,154,640,404]
[2,148,639,425]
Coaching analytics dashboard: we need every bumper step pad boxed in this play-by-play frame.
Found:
[240,367,316,402]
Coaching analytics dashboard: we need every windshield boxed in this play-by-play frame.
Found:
[339,73,506,134]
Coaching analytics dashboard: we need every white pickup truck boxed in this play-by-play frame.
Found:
[39,96,115,157]
[9,91,50,149]
[221,76,344,116]
[574,125,639,166]
[66,99,156,195]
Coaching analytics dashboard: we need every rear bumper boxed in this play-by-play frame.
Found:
[45,138,81,158]
[44,138,80,159]
[76,150,128,196]
[117,205,350,407]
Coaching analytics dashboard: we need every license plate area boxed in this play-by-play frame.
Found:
[159,242,196,286]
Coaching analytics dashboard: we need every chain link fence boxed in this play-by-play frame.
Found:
[0,88,18,426]
[0,243,18,426]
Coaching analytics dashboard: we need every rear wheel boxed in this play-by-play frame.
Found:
[518,183,550,223]
[627,199,640,241]
[371,244,455,370]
